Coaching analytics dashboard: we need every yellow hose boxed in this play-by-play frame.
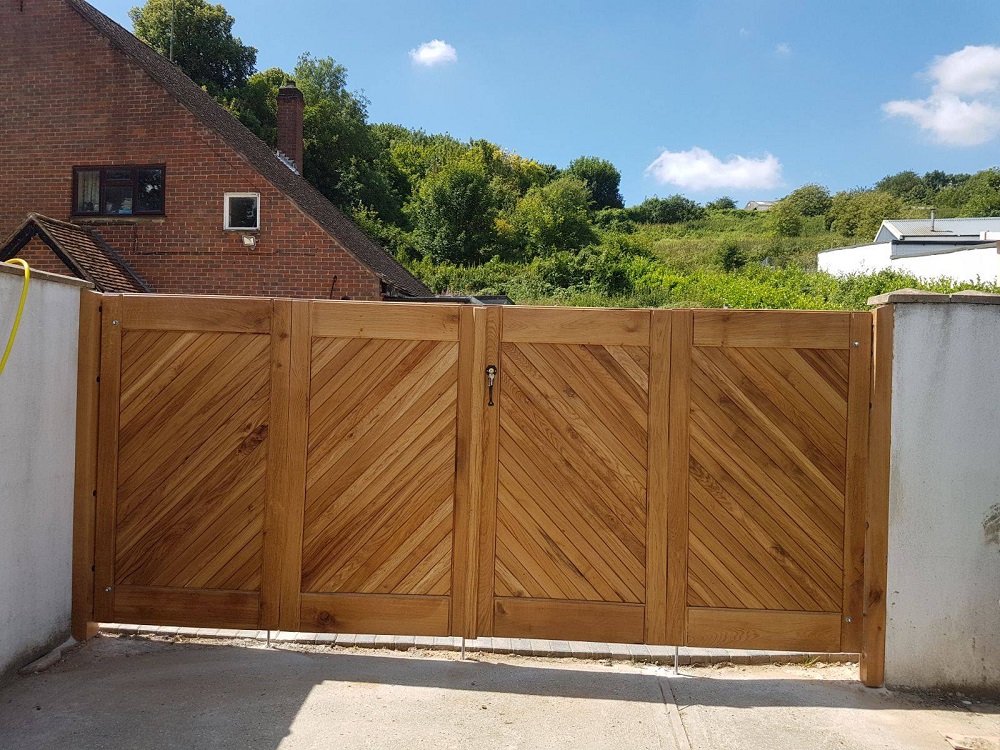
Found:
[0,258,30,378]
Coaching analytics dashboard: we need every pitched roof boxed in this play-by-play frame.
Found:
[0,214,150,293]
[63,0,430,298]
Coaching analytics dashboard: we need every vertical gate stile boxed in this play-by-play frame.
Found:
[862,305,893,687]
[93,293,123,623]
[664,309,692,645]
[644,309,670,644]
[450,305,486,638]
[72,290,103,641]
[842,312,873,652]
[276,299,310,632]
[475,306,502,636]
[260,299,291,629]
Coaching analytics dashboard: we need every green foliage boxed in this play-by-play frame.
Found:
[407,159,500,264]
[782,184,832,217]
[565,156,624,210]
[716,240,747,272]
[130,0,256,95]
[706,196,737,211]
[767,200,804,238]
[826,190,904,239]
[505,176,597,257]
[593,208,636,234]
[628,195,705,224]
[875,171,928,205]
[960,169,1000,216]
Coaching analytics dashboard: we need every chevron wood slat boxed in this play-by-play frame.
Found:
[688,344,848,613]
[301,338,458,597]
[495,341,649,605]
[114,331,270,592]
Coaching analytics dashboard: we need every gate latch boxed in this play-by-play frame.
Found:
[486,365,497,407]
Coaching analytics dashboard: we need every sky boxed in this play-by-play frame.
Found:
[97,0,1000,206]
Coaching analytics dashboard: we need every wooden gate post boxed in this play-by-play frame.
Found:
[71,290,103,641]
[862,305,893,687]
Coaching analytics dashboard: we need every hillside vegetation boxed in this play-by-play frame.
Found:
[132,0,1000,309]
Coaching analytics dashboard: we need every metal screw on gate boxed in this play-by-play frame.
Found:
[112,320,120,326]
[852,341,859,347]
[844,616,853,623]
[105,586,112,592]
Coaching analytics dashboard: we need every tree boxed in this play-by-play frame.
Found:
[782,184,832,217]
[628,195,704,224]
[706,196,737,211]
[875,171,928,205]
[565,156,624,210]
[407,160,500,264]
[962,169,1000,216]
[507,176,597,258]
[767,200,803,237]
[826,190,904,239]
[130,0,256,95]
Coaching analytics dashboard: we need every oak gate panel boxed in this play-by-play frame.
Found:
[94,296,277,629]
[292,302,463,636]
[483,308,655,643]
[84,296,880,669]
[669,310,871,653]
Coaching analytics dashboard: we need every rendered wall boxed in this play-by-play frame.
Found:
[819,243,999,283]
[885,298,1000,694]
[0,265,87,685]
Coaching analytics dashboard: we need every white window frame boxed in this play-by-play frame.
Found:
[224,192,261,231]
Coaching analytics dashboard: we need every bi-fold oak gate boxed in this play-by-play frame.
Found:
[72,294,891,684]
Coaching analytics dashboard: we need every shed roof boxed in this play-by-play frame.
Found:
[0,214,150,293]
[62,0,430,297]
[880,217,1000,240]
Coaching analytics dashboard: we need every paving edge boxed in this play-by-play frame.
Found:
[99,625,858,666]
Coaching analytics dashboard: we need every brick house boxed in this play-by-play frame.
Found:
[0,0,429,299]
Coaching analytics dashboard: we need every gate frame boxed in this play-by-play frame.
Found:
[69,295,893,687]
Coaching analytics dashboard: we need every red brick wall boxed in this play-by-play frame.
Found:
[0,0,382,300]
[12,237,78,277]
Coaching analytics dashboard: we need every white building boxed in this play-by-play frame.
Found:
[744,200,776,211]
[818,216,1000,283]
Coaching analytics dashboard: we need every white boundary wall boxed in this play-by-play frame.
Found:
[820,243,1000,284]
[884,293,1000,694]
[0,265,89,685]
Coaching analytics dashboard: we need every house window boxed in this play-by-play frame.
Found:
[224,193,260,231]
[72,166,165,216]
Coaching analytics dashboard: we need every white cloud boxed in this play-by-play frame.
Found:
[739,28,750,38]
[409,39,458,67]
[645,147,783,191]
[884,45,1000,146]
[775,42,791,56]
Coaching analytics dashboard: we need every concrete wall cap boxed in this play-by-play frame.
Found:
[868,287,1000,306]
[0,262,93,289]
[947,290,1000,305]
[867,288,950,305]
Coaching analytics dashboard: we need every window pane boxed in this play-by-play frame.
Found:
[228,196,258,229]
[76,170,100,214]
[104,168,131,182]
[135,169,164,213]
[105,185,133,215]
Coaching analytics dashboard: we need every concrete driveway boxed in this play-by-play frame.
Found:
[0,636,996,750]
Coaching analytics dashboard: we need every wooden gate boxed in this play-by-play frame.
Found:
[76,295,886,681]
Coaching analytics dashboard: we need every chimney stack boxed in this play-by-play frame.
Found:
[277,81,305,174]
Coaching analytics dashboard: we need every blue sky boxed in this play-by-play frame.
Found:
[99,0,1000,206]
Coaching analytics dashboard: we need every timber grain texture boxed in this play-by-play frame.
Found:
[83,298,881,680]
